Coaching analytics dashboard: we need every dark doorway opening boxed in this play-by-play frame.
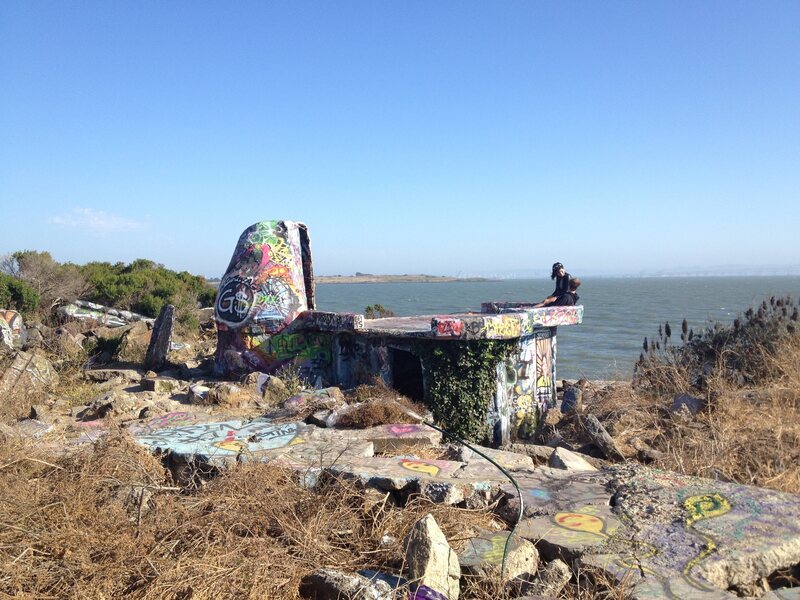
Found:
[391,348,424,402]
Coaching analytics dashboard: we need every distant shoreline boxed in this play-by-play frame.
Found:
[316,274,496,284]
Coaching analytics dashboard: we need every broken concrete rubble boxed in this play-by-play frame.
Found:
[458,529,538,582]
[405,514,461,600]
[58,300,154,328]
[0,350,59,395]
[299,568,393,600]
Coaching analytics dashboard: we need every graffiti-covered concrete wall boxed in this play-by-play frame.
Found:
[214,220,316,377]
[212,221,583,444]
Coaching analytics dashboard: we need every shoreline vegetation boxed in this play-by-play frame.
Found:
[316,274,496,284]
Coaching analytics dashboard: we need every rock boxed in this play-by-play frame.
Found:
[141,376,182,394]
[0,351,59,395]
[306,409,332,427]
[671,393,705,416]
[263,375,289,402]
[515,558,571,597]
[578,414,625,461]
[144,304,174,371]
[561,385,582,413]
[280,387,346,416]
[631,437,666,462]
[84,367,143,383]
[29,404,47,419]
[188,384,210,403]
[298,568,393,600]
[0,319,13,350]
[54,327,86,357]
[459,529,539,582]
[23,326,43,349]
[82,390,139,420]
[458,445,534,470]
[13,419,53,439]
[506,443,554,462]
[548,447,598,472]
[408,586,449,600]
[114,321,151,363]
[206,382,257,408]
[404,514,460,599]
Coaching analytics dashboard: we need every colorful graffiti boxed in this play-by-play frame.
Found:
[433,318,463,337]
[289,311,364,332]
[505,329,556,439]
[215,221,316,377]
[0,309,23,338]
[135,419,308,459]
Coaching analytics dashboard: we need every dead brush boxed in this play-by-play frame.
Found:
[0,428,504,599]
[592,335,800,494]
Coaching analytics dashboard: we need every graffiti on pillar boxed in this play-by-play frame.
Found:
[535,329,555,411]
[215,221,317,377]
[505,328,556,440]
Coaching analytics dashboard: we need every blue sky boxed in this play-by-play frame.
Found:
[1,1,798,278]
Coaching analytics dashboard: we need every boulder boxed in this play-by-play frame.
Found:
[671,392,705,416]
[141,376,182,394]
[114,321,151,363]
[548,447,598,472]
[188,384,210,403]
[84,367,143,383]
[0,350,59,395]
[81,390,140,420]
[561,385,582,413]
[298,569,393,600]
[206,382,257,408]
[514,558,571,598]
[459,529,538,582]
[144,304,174,371]
[0,319,13,350]
[404,514,460,599]
[23,326,43,349]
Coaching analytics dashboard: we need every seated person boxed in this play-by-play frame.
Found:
[535,277,581,307]
[549,262,570,297]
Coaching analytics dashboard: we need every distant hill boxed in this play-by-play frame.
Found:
[316,274,496,284]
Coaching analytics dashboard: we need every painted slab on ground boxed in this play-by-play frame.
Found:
[346,423,443,453]
[580,464,800,597]
[328,457,466,491]
[134,418,312,462]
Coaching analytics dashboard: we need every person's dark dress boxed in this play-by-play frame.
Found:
[551,272,571,297]
[550,292,579,307]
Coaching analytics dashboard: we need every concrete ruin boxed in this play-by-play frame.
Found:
[214,220,583,444]
[131,412,800,598]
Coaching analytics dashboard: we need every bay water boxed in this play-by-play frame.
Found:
[315,276,800,381]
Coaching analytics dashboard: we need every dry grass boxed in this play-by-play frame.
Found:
[0,429,504,599]
[588,335,800,494]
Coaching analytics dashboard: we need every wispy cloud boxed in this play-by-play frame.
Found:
[49,208,145,237]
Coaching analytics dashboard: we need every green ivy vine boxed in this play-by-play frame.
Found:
[414,340,517,443]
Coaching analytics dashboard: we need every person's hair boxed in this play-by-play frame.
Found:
[551,262,564,280]
[569,277,581,291]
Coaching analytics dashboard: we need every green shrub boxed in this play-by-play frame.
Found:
[364,304,395,319]
[80,260,217,318]
[0,273,40,316]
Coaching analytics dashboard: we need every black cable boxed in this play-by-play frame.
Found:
[422,420,524,581]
